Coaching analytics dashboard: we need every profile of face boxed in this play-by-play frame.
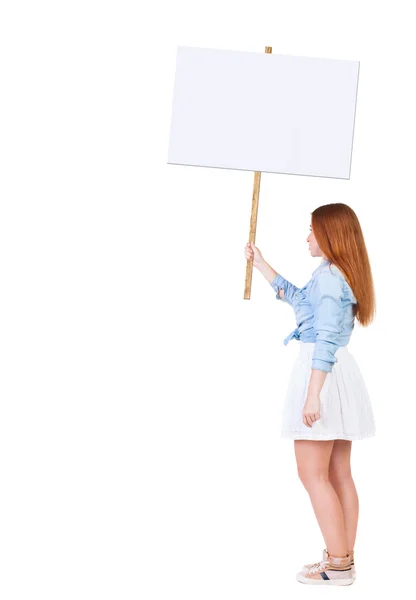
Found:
[307,222,327,259]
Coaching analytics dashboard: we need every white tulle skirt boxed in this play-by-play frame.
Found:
[281,342,376,441]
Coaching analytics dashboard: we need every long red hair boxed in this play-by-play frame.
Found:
[311,203,376,326]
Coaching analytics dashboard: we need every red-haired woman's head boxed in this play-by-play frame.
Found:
[308,203,376,327]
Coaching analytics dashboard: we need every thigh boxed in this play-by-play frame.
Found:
[328,440,352,483]
[294,440,335,481]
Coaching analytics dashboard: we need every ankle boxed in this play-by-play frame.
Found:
[327,553,352,568]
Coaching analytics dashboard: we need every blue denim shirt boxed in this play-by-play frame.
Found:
[270,259,357,373]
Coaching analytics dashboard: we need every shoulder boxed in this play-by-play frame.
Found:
[310,263,345,297]
[320,263,345,280]
[312,262,344,281]
[310,262,359,303]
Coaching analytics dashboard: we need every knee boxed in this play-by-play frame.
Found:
[297,466,329,489]
[328,466,353,487]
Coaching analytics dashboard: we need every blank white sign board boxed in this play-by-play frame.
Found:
[167,47,359,179]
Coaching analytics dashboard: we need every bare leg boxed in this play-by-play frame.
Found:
[328,440,359,554]
[294,439,348,557]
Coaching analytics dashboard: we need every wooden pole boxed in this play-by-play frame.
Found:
[244,45,272,299]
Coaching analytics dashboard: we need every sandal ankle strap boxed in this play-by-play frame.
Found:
[326,554,351,568]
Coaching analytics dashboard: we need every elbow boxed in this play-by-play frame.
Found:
[312,336,339,372]
[311,358,333,373]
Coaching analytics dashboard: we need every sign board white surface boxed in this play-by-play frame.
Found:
[167,47,359,179]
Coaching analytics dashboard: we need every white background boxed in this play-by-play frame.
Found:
[0,1,414,598]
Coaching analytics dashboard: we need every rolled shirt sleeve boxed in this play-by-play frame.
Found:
[270,273,300,306]
[309,270,344,372]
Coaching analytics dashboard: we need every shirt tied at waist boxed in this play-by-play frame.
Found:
[283,327,301,345]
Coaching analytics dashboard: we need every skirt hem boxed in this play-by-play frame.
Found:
[281,431,376,441]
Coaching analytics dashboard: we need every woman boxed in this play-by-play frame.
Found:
[244,203,376,586]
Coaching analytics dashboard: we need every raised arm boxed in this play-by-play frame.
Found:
[254,257,300,305]
[267,271,300,305]
[244,242,300,305]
